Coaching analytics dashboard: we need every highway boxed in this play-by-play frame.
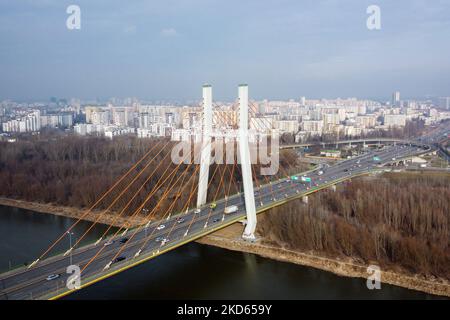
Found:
[419,123,450,162]
[0,142,434,300]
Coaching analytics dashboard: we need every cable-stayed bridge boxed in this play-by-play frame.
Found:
[0,85,436,300]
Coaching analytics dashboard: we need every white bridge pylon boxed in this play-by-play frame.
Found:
[196,85,212,207]
[238,84,257,240]
[196,84,257,240]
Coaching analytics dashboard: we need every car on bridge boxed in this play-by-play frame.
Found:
[210,203,217,209]
[113,256,126,264]
[119,238,129,244]
[46,274,60,281]
[157,224,165,230]
[224,205,238,214]
[104,240,114,247]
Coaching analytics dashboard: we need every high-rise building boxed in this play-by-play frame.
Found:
[384,114,406,127]
[1,110,41,133]
[438,97,450,110]
[392,91,401,107]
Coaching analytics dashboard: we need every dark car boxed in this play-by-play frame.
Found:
[176,218,185,224]
[113,256,126,263]
[119,238,129,244]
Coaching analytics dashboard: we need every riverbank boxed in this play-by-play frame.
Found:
[197,222,450,298]
[0,198,146,228]
[1,197,448,298]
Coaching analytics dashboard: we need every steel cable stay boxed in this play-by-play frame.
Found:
[80,146,192,273]
[82,131,213,271]
[29,138,167,268]
[66,140,173,254]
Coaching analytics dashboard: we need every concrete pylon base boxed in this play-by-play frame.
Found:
[242,232,256,242]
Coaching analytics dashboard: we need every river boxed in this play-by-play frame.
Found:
[0,205,443,300]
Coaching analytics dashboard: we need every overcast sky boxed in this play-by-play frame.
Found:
[0,0,449,102]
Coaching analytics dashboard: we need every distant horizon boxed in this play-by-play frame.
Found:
[1,93,446,106]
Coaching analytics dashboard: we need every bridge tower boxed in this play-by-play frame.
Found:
[197,84,213,207]
[238,84,257,241]
[197,84,257,240]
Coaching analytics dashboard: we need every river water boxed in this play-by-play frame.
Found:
[0,205,444,300]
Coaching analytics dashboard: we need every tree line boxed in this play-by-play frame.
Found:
[0,133,306,219]
[258,172,450,279]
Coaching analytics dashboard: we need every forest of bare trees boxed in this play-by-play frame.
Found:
[258,172,450,279]
[0,133,306,219]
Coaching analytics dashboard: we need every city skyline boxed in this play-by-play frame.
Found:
[1,0,450,101]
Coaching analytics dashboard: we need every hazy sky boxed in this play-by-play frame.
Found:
[0,0,449,101]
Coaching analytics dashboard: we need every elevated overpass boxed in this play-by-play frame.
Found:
[280,138,418,150]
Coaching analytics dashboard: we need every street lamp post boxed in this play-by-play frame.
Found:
[67,231,74,265]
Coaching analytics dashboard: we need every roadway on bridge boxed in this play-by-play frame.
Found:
[0,143,431,300]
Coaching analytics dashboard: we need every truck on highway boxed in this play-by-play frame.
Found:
[301,176,312,183]
[224,205,238,214]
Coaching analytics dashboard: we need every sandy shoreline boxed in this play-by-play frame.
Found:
[1,197,449,298]
[0,197,146,228]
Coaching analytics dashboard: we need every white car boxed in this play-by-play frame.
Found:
[104,240,114,247]
[224,205,238,214]
[156,224,165,230]
[46,274,60,281]
[194,208,201,214]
